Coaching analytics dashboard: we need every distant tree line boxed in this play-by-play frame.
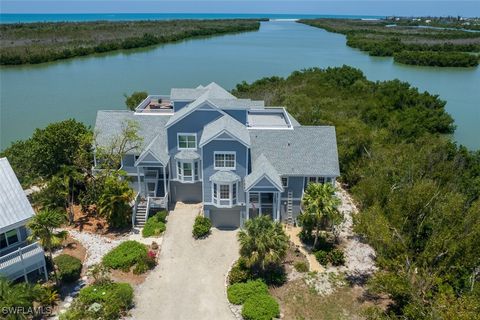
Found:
[0,19,262,65]
[394,50,478,67]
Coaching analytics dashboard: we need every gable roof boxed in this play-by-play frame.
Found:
[0,158,35,233]
[170,82,235,101]
[244,154,283,191]
[165,93,225,128]
[249,127,340,177]
[135,134,168,165]
[199,115,251,147]
[95,111,170,164]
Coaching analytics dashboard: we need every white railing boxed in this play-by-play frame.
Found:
[135,95,173,114]
[0,242,44,272]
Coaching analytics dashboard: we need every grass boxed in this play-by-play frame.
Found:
[0,19,262,65]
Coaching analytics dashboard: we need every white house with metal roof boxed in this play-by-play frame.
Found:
[0,158,47,282]
[94,82,339,228]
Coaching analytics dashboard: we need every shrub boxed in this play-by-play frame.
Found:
[192,215,212,239]
[328,248,345,266]
[314,250,329,266]
[76,282,133,319]
[142,212,167,237]
[229,258,253,284]
[241,293,280,320]
[294,261,309,273]
[102,241,148,271]
[54,254,82,283]
[227,280,269,305]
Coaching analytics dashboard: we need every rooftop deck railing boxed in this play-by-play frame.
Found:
[135,95,173,114]
[0,242,45,274]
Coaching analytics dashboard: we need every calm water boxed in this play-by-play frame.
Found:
[0,21,479,150]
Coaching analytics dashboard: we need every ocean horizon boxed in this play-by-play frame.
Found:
[0,13,385,24]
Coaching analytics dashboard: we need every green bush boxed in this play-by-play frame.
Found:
[314,250,329,266]
[227,280,269,305]
[328,248,345,266]
[142,211,167,238]
[294,261,309,273]
[241,293,280,320]
[54,254,82,283]
[228,258,253,284]
[192,215,212,239]
[74,282,133,319]
[102,241,148,271]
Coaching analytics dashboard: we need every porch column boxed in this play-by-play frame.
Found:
[246,191,250,220]
[163,166,167,197]
[276,192,281,221]
[136,166,141,194]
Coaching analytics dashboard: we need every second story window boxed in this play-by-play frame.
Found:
[178,133,196,149]
[281,177,288,188]
[214,152,236,170]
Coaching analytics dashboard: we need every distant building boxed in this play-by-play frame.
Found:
[94,83,340,229]
[0,158,47,282]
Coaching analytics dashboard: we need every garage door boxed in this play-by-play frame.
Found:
[210,209,240,229]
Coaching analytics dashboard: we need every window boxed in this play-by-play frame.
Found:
[178,134,196,149]
[308,177,317,183]
[0,229,19,250]
[212,182,238,207]
[281,177,288,188]
[214,152,236,170]
[177,160,200,182]
[308,177,327,184]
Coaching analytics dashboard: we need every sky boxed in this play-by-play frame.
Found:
[1,0,479,17]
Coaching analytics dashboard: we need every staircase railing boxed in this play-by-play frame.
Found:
[132,192,140,228]
[145,197,151,220]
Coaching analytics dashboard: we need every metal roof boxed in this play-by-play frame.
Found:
[249,127,340,177]
[209,170,241,183]
[244,154,283,191]
[0,158,35,233]
[199,115,251,147]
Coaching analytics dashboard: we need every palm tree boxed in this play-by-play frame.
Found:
[0,277,35,320]
[301,183,342,249]
[238,216,289,272]
[27,209,67,285]
[97,174,134,228]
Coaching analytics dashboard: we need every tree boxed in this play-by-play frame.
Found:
[124,91,148,111]
[300,183,342,249]
[97,173,134,229]
[0,277,36,320]
[238,216,289,272]
[27,210,67,285]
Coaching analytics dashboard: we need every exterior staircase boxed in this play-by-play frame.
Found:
[286,191,294,227]
[135,202,148,227]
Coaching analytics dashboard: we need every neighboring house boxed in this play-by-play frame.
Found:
[0,158,47,282]
[94,82,339,228]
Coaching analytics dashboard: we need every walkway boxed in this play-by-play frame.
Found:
[131,203,239,320]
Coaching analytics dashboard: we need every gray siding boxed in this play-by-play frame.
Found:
[249,177,281,193]
[122,155,135,167]
[167,109,222,180]
[281,176,305,198]
[173,101,191,112]
[224,110,247,124]
[280,199,302,222]
[202,139,248,204]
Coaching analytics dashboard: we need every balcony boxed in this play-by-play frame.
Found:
[135,95,174,114]
[0,242,46,281]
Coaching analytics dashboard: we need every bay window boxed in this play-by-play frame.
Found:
[177,160,201,182]
[212,181,238,207]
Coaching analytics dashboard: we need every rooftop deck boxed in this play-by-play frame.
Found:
[135,95,174,114]
[247,108,293,129]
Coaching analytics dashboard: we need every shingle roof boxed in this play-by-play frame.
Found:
[200,115,251,147]
[0,158,35,233]
[209,170,241,183]
[94,111,170,164]
[244,154,283,191]
[170,82,235,101]
[138,134,169,165]
[209,99,265,109]
[174,150,201,160]
[249,127,340,177]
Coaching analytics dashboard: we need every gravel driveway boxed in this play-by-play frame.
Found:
[131,203,239,320]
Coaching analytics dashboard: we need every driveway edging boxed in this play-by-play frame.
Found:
[225,258,243,320]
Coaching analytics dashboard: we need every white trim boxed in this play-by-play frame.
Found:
[199,129,250,148]
[166,99,227,128]
[281,177,289,188]
[135,150,163,167]
[176,159,200,183]
[245,173,283,192]
[177,132,197,150]
[211,181,239,207]
[213,151,236,170]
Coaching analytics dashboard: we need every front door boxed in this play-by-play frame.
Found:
[144,169,158,197]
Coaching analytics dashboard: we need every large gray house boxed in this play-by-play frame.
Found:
[0,158,47,282]
[95,83,339,228]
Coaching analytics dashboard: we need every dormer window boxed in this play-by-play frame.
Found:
[178,133,197,149]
